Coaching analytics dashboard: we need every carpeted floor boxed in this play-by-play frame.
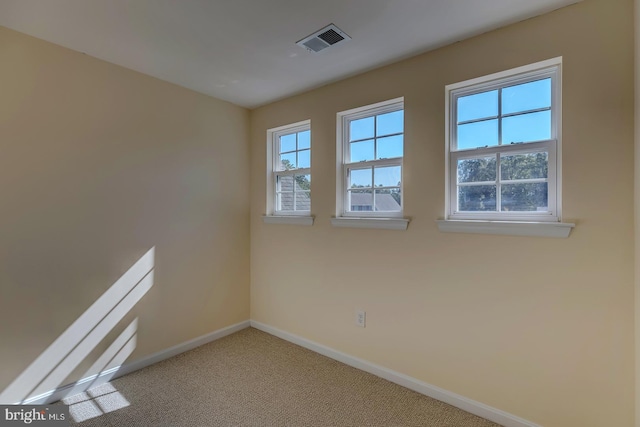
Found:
[60,327,501,426]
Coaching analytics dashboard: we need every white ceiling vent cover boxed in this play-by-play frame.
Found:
[296,24,351,53]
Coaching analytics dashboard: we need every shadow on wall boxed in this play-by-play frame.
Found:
[0,248,155,405]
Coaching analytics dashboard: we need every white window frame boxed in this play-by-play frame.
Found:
[264,120,313,224]
[335,98,406,227]
[445,57,563,223]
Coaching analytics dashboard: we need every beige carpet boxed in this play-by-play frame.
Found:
[60,328,501,426]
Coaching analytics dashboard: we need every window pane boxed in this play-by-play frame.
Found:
[457,90,498,122]
[350,117,374,141]
[280,133,296,153]
[298,149,310,168]
[501,183,548,211]
[457,119,498,150]
[374,165,401,187]
[350,139,374,162]
[349,190,373,212]
[295,191,311,211]
[502,110,551,144]
[458,185,496,211]
[501,152,548,180]
[277,175,294,192]
[294,174,311,191]
[280,152,296,170]
[375,189,401,212]
[350,168,372,188]
[376,110,403,136]
[277,192,294,211]
[377,135,403,159]
[457,157,496,183]
[298,130,310,149]
[502,78,551,114]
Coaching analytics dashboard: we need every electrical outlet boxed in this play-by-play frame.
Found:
[355,310,366,328]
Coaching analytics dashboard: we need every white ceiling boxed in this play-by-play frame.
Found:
[0,0,580,108]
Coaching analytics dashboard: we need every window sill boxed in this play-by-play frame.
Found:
[262,215,314,226]
[331,217,410,230]
[436,219,574,238]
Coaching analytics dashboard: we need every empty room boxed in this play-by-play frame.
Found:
[0,0,637,426]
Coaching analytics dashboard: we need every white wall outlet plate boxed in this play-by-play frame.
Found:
[355,310,366,328]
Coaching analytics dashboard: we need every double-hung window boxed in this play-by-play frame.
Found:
[445,58,562,224]
[336,98,404,223]
[265,120,311,221]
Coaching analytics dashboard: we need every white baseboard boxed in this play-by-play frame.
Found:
[250,320,541,427]
[21,318,539,427]
[22,320,251,405]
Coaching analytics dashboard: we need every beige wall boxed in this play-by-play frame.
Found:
[0,26,250,401]
[250,0,635,426]
[0,0,635,423]
[635,0,639,424]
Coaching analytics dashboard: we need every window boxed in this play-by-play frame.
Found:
[336,98,404,222]
[445,58,562,223]
[265,120,312,222]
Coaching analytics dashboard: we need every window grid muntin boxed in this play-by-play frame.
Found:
[343,162,403,214]
[455,151,550,213]
[271,123,311,215]
[346,163,402,213]
[348,118,403,163]
[277,129,311,172]
[448,64,559,221]
[337,98,404,218]
[452,70,557,152]
[275,172,311,212]
[343,104,404,216]
[450,141,556,219]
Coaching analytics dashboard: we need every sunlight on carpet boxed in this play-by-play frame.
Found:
[63,383,130,422]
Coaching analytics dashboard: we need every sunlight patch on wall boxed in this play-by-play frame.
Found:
[0,248,155,404]
[81,318,138,386]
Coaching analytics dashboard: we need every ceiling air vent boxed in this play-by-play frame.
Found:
[296,24,351,53]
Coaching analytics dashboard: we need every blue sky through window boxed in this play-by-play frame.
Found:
[280,133,296,152]
[350,168,372,187]
[349,166,402,188]
[298,149,310,168]
[375,166,401,187]
[351,140,374,162]
[458,90,498,122]
[279,129,310,170]
[349,110,404,161]
[377,135,403,159]
[502,79,551,114]
[377,110,403,135]
[458,120,498,149]
[503,111,550,144]
[350,117,374,140]
[456,78,552,149]
[280,152,296,168]
[298,130,310,149]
